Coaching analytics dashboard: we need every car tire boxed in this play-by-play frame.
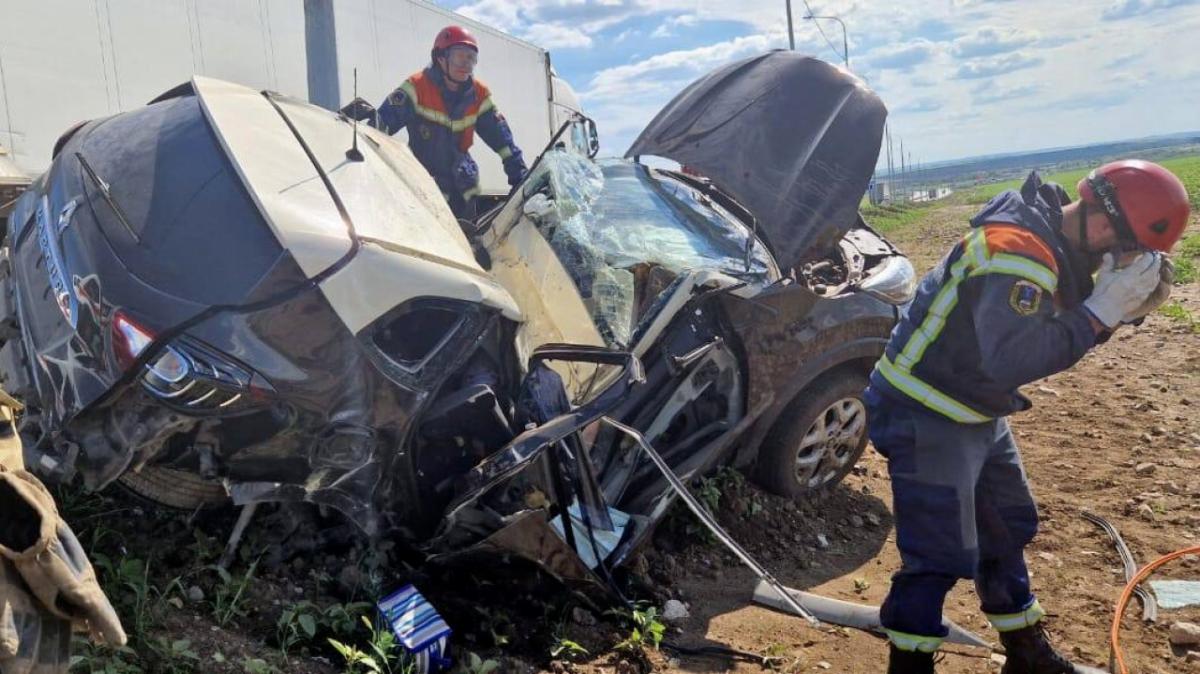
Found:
[118,466,230,510]
[755,370,869,499]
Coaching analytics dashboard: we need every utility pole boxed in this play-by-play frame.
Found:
[786,0,795,50]
[803,13,849,68]
[885,124,894,202]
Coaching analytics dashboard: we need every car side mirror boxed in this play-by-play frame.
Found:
[586,118,599,158]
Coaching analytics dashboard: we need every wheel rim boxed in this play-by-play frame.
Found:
[793,396,866,489]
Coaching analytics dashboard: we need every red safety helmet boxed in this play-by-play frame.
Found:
[1076,160,1190,252]
[432,25,479,58]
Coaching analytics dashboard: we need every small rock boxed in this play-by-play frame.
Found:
[850,515,864,528]
[1037,386,1060,396]
[816,662,832,670]
[866,512,882,527]
[571,607,597,626]
[1137,503,1156,521]
[1183,554,1199,564]
[186,586,205,603]
[667,658,682,668]
[662,599,690,622]
[1135,462,1157,476]
[1152,426,1168,436]
[1141,432,1154,442]
[1170,621,1200,646]
[1036,552,1061,567]
[816,534,830,549]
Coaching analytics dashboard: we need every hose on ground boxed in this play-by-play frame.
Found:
[1110,544,1200,674]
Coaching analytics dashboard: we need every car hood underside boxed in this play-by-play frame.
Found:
[625,51,888,270]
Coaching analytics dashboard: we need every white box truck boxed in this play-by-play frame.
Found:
[0,0,583,201]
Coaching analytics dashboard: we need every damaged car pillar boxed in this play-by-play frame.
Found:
[0,51,913,591]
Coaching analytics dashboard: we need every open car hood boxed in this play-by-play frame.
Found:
[625,51,887,270]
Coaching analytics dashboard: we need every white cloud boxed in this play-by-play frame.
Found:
[578,32,795,154]
[972,83,1044,104]
[650,13,700,38]
[864,39,939,71]
[952,26,1040,57]
[893,97,942,114]
[521,22,594,49]
[440,0,1200,163]
[584,33,779,101]
[1102,0,1196,21]
[954,52,1043,79]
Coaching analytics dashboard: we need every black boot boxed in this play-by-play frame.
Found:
[887,644,936,674]
[999,625,1101,673]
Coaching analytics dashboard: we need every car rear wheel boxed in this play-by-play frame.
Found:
[118,466,230,510]
[755,371,869,498]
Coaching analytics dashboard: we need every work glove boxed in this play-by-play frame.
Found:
[1121,255,1174,325]
[502,152,527,188]
[338,97,377,123]
[0,466,126,648]
[1083,252,1163,329]
[452,153,480,195]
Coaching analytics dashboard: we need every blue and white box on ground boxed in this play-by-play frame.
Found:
[378,584,452,673]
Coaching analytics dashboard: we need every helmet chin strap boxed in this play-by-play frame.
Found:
[1078,201,1093,254]
[437,58,468,86]
[1075,202,1109,270]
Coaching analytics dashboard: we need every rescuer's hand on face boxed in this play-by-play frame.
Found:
[1083,252,1162,329]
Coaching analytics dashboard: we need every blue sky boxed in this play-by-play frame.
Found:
[442,0,1200,165]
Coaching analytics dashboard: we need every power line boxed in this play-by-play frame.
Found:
[801,0,845,65]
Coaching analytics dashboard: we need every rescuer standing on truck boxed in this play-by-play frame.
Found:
[866,160,1189,673]
[341,25,527,219]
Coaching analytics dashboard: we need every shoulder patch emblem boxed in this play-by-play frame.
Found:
[1009,280,1042,316]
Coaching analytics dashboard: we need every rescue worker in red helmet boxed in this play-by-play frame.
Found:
[341,25,527,219]
[866,159,1188,674]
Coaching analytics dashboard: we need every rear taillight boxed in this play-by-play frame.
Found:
[109,310,273,412]
[112,310,155,371]
[140,339,275,412]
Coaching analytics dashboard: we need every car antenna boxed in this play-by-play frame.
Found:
[346,67,364,162]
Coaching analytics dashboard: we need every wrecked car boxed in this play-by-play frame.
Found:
[0,52,912,579]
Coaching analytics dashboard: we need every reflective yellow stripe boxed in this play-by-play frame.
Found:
[477,96,495,116]
[497,146,513,160]
[877,357,991,423]
[986,599,1045,632]
[896,230,986,370]
[401,81,482,132]
[969,253,1057,292]
[892,227,1058,389]
[885,628,943,653]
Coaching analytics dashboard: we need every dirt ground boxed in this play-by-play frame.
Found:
[579,205,1200,674]
[61,204,1200,674]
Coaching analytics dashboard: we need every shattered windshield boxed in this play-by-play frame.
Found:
[520,151,775,347]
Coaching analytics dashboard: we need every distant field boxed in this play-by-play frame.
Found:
[961,154,1200,206]
[859,201,941,233]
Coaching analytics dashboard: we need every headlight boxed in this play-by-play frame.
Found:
[857,255,916,305]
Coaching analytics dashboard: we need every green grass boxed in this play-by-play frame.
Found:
[860,201,939,233]
[963,167,1091,205]
[1158,301,1200,333]
[961,154,1200,208]
[1173,232,1200,284]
